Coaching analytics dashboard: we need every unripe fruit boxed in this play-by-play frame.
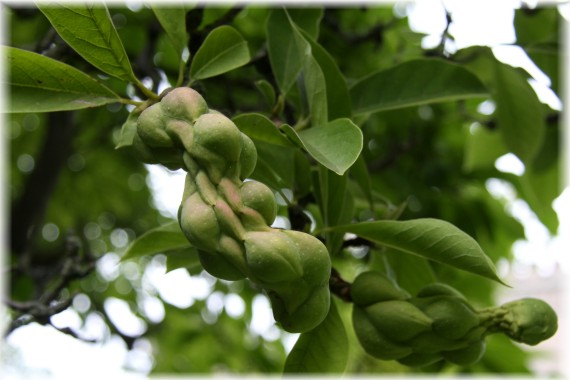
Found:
[352,306,413,360]
[351,271,410,306]
[270,285,330,333]
[239,133,257,179]
[240,181,277,225]
[179,192,220,252]
[416,283,467,300]
[282,230,330,285]
[363,300,433,343]
[161,87,208,122]
[198,249,246,281]
[442,339,486,366]
[244,230,303,284]
[397,352,442,367]
[407,330,467,353]
[421,297,480,340]
[137,104,172,147]
[194,113,242,163]
[500,298,558,345]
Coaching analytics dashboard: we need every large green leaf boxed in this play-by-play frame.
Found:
[152,7,190,58]
[301,29,352,120]
[493,61,545,164]
[266,9,302,94]
[284,299,348,373]
[232,113,293,147]
[3,46,120,113]
[282,118,363,175]
[463,124,509,172]
[122,221,194,261]
[189,25,250,80]
[350,59,488,115]
[331,218,505,284]
[38,3,138,83]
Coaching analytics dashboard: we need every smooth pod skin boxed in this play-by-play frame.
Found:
[240,181,277,226]
[239,133,257,180]
[193,113,243,163]
[244,230,303,284]
[421,297,480,340]
[442,340,486,366]
[397,352,442,367]
[161,87,209,122]
[179,192,220,252]
[352,306,413,360]
[270,285,330,333]
[363,301,433,343]
[351,271,410,306]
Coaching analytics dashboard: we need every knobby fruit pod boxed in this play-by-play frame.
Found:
[130,86,332,333]
[351,271,410,306]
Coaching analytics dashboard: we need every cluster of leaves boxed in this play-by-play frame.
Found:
[5,3,561,376]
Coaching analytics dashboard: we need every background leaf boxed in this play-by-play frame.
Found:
[284,299,348,373]
[332,218,504,284]
[38,3,138,83]
[282,118,363,175]
[350,59,488,115]
[233,113,293,147]
[122,221,194,261]
[190,25,250,80]
[3,46,119,113]
[493,61,545,164]
[152,6,190,57]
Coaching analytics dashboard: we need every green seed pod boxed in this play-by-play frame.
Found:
[421,297,480,341]
[244,230,303,284]
[408,330,467,354]
[194,113,242,163]
[417,283,467,301]
[363,300,433,343]
[179,192,220,252]
[499,298,558,345]
[442,339,486,367]
[198,249,246,281]
[270,285,330,333]
[137,104,172,147]
[161,87,208,122]
[240,181,277,226]
[352,306,413,360]
[397,352,442,367]
[165,119,193,151]
[239,133,257,180]
[282,230,330,285]
[351,271,410,307]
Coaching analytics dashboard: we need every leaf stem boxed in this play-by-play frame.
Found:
[119,98,144,106]
[134,78,160,101]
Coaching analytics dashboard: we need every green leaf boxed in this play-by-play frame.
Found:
[152,7,190,58]
[300,29,352,120]
[286,8,323,39]
[3,46,119,113]
[232,113,293,147]
[463,123,509,172]
[350,59,488,115]
[165,248,201,274]
[286,12,328,126]
[254,79,276,108]
[349,155,374,209]
[493,61,545,164]
[190,25,250,80]
[115,107,141,149]
[38,3,138,83]
[284,299,348,373]
[282,119,363,175]
[313,169,354,255]
[331,218,505,284]
[122,221,194,261]
[266,9,302,94]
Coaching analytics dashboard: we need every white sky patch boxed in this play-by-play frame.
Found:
[144,165,186,219]
[495,153,526,176]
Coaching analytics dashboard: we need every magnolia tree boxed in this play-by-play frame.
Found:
[4,3,562,375]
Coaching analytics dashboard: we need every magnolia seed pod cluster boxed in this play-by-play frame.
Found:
[131,87,331,333]
[351,271,558,367]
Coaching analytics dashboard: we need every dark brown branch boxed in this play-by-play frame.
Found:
[10,112,77,258]
[329,268,352,302]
